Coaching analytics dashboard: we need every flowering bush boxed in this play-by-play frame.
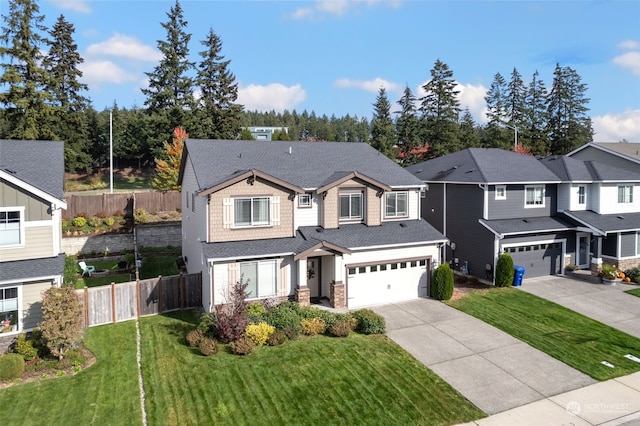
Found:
[243,322,275,346]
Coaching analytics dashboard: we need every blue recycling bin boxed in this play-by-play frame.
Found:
[513,265,525,287]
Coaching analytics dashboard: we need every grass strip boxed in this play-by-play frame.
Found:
[625,288,640,298]
[447,287,640,381]
[140,311,485,425]
[0,322,142,425]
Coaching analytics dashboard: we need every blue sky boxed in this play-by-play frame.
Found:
[20,0,640,142]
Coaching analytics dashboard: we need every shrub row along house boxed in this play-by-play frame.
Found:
[178,140,447,311]
[0,141,66,349]
[407,146,640,280]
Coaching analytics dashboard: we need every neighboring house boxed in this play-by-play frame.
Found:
[246,127,289,141]
[568,142,640,174]
[407,148,640,282]
[0,140,66,348]
[178,139,447,311]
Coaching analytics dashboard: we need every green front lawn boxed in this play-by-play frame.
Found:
[0,312,485,425]
[447,288,640,380]
[625,288,640,298]
[75,255,179,289]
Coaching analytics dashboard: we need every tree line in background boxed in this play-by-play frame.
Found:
[0,0,594,176]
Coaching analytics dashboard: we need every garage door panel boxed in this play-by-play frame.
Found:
[505,242,562,278]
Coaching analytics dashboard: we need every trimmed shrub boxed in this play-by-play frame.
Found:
[197,313,217,334]
[134,208,148,223]
[231,336,255,355]
[266,329,287,346]
[103,217,116,227]
[431,263,454,300]
[71,216,86,227]
[63,255,78,287]
[87,216,102,228]
[624,267,640,284]
[40,286,84,360]
[301,318,326,336]
[496,253,515,287]
[14,333,38,361]
[351,309,386,334]
[198,337,218,356]
[247,302,267,324]
[244,322,275,346]
[0,353,25,381]
[329,319,352,337]
[265,303,302,340]
[186,329,204,347]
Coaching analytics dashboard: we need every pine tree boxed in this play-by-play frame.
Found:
[43,14,91,172]
[459,108,481,148]
[0,0,54,139]
[484,72,507,125]
[151,126,186,191]
[524,70,549,155]
[506,68,526,126]
[419,59,461,156]
[370,87,396,159]
[395,85,422,164]
[196,28,243,139]
[546,64,593,154]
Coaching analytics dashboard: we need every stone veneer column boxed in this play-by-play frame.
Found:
[330,280,345,309]
[296,287,310,307]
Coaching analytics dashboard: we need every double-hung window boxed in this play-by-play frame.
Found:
[234,197,270,227]
[525,186,545,207]
[0,208,23,247]
[618,185,633,204]
[495,186,506,200]
[385,192,408,218]
[339,192,363,221]
[577,186,586,205]
[0,287,18,333]
[240,260,277,299]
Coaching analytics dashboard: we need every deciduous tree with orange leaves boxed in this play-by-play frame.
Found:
[151,126,187,191]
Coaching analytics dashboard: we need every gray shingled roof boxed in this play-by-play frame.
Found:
[538,155,640,182]
[201,220,446,260]
[564,210,640,234]
[593,142,640,163]
[1,254,65,283]
[406,148,560,184]
[479,216,578,236]
[0,140,65,200]
[182,139,424,192]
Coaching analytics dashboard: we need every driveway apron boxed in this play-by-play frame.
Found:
[373,299,595,415]
[518,276,640,339]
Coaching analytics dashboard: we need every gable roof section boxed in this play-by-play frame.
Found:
[316,171,391,194]
[568,142,640,166]
[197,169,305,197]
[0,140,66,206]
[538,155,640,182]
[406,148,560,184]
[179,139,424,193]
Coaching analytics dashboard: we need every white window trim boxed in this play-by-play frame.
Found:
[618,185,634,204]
[232,197,273,228]
[495,185,506,200]
[0,206,25,249]
[0,284,22,335]
[298,193,312,208]
[240,260,277,299]
[339,192,364,221]
[524,185,545,208]
[577,185,586,205]
[384,191,409,218]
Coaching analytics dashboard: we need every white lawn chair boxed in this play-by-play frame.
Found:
[79,261,96,277]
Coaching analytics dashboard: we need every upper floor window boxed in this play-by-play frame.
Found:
[618,185,634,204]
[525,186,545,208]
[339,192,363,221]
[298,193,312,208]
[495,186,506,200]
[0,208,22,247]
[234,197,270,227]
[577,186,586,205]
[385,192,408,218]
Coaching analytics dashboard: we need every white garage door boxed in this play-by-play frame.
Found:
[347,259,429,309]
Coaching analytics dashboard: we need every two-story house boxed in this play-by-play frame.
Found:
[0,140,66,349]
[178,139,447,310]
[408,148,640,283]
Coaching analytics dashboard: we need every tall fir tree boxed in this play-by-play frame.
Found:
[524,70,549,155]
[419,59,461,156]
[459,108,481,148]
[0,0,53,140]
[483,72,512,149]
[370,87,396,159]
[195,28,243,139]
[546,64,593,154]
[395,85,422,164]
[43,14,91,172]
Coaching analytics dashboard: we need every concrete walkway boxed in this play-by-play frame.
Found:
[372,298,596,416]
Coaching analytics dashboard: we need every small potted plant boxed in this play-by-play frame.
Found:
[600,263,619,285]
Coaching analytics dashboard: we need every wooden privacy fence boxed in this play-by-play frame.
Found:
[77,272,202,328]
[65,191,181,218]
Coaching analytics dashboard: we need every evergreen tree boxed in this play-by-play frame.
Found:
[546,64,593,154]
[419,59,461,156]
[43,14,91,172]
[459,108,481,148]
[395,85,422,164]
[196,28,243,139]
[484,72,507,125]
[151,126,186,191]
[506,68,526,127]
[0,0,54,139]
[370,87,396,159]
[524,70,549,155]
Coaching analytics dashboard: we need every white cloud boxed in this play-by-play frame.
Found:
[238,83,306,112]
[592,109,640,142]
[415,80,488,124]
[334,77,401,93]
[618,40,640,50]
[290,0,401,20]
[48,0,91,13]
[613,51,640,76]
[85,34,162,62]
[79,60,139,85]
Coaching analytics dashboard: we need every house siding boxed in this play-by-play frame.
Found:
[598,183,640,215]
[0,180,50,221]
[208,177,294,242]
[421,183,445,233]
[488,184,557,219]
[180,159,208,278]
[295,194,321,228]
[0,225,54,262]
[365,187,381,226]
[570,146,640,174]
[22,280,53,330]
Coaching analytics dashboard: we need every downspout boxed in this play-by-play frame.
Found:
[442,183,447,262]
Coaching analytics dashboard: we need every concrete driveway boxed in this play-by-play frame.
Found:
[372,298,595,415]
[518,275,640,339]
